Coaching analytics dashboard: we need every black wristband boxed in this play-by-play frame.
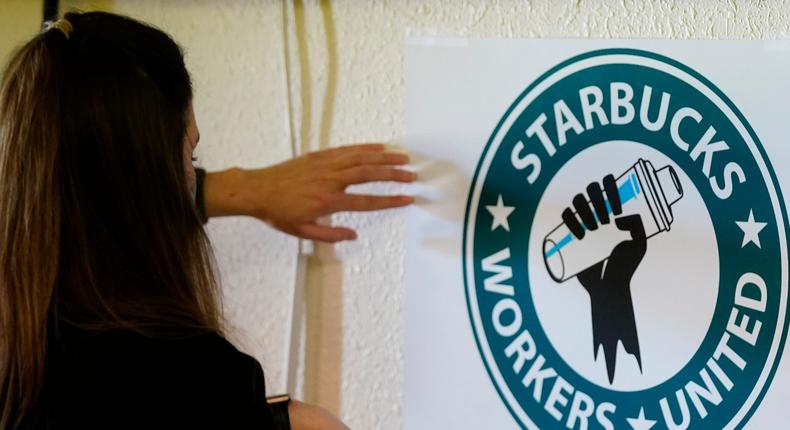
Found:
[267,395,291,430]
[195,167,208,224]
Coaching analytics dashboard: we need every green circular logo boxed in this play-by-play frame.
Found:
[463,49,789,429]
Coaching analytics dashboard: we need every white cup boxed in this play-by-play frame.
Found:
[542,158,683,282]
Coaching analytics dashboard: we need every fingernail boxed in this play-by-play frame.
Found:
[385,143,409,155]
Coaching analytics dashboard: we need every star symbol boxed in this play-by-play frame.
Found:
[627,407,656,430]
[735,209,768,248]
[485,194,515,232]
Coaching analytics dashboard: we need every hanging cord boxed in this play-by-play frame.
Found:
[281,0,339,400]
[280,0,312,396]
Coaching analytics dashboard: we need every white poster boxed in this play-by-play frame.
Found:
[404,39,790,429]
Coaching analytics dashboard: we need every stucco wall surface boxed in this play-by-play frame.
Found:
[3,1,790,429]
[272,2,790,428]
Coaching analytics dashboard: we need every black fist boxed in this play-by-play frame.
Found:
[562,173,647,384]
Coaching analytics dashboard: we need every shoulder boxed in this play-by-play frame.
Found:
[37,325,274,429]
[53,326,256,384]
[59,326,250,364]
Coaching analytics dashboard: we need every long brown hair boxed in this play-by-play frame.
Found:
[0,11,222,427]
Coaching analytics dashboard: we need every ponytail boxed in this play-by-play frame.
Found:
[0,25,69,428]
[1,12,222,426]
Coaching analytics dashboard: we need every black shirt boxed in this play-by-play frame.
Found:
[23,324,276,429]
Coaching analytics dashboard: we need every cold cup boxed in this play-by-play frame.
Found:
[542,158,683,282]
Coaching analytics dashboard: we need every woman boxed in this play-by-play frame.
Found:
[0,11,414,429]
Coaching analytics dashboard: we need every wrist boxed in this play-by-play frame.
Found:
[203,167,259,218]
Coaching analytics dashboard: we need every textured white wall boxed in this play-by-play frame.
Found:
[291,2,790,429]
[4,1,790,429]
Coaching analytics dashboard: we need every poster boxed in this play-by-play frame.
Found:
[404,39,790,429]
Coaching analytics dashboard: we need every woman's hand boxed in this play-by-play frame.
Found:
[288,400,349,430]
[203,143,416,242]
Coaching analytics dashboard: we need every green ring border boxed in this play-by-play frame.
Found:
[461,47,790,430]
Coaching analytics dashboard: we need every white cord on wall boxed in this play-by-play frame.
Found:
[280,0,311,397]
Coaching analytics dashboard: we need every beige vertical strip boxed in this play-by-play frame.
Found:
[301,0,345,416]
[281,0,344,415]
[318,0,337,152]
[293,0,312,156]
[61,0,113,13]
[281,0,305,396]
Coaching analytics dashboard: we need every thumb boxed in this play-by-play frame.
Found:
[294,223,358,243]
[614,214,646,242]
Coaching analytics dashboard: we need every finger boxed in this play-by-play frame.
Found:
[331,194,414,212]
[294,223,358,243]
[336,166,417,186]
[573,193,597,231]
[611,215,647,272]
[315,143,387,159]
[562,207,585,239]
[333,151,410,170]
[603,174,621,215]
[586,182,609,225]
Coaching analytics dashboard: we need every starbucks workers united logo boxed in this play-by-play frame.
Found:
[463,49,789,429]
